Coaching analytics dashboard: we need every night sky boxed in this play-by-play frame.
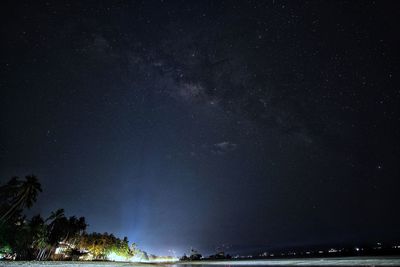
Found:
[1,0,399,256]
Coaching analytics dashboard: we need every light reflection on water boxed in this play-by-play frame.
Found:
[165,257,400,266]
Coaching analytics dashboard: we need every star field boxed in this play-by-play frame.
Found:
[1,0,399,256]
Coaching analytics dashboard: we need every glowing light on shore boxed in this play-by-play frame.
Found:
[106,251,178,263]
[106,252,126,262]
[146,257,179,263]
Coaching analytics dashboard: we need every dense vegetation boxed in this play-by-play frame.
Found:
[0,175,138,261]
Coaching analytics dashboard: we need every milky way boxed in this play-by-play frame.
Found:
[1,1,399,255]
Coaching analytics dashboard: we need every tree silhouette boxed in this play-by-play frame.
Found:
[0,176,134,261]
[0,175,42,222]
[29,214,49,260]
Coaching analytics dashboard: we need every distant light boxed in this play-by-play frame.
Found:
[146,257,179,263]
[107,252,126,262]
[106,251,179,263]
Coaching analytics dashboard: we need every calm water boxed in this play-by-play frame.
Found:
[169,257,400,266]
[2,258,400,267]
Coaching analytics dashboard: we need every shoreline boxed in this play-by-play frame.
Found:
[2,257,400,266]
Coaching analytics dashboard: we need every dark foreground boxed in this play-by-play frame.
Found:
[2,257,400,266]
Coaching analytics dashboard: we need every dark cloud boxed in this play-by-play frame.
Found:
[212,141,237,155]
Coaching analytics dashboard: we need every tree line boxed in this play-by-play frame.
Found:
[0,175,138,261]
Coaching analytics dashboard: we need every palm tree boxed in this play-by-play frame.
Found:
[46,208,65,245]
[77,217,88,234]
[29,215,49,260]
[0,177,22,199]
[61,216,87,248]
[0,175,42,222]
[32,209,66,261]
[46,209,65,224]
[45,209,70,260]
[0,177,22,214]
